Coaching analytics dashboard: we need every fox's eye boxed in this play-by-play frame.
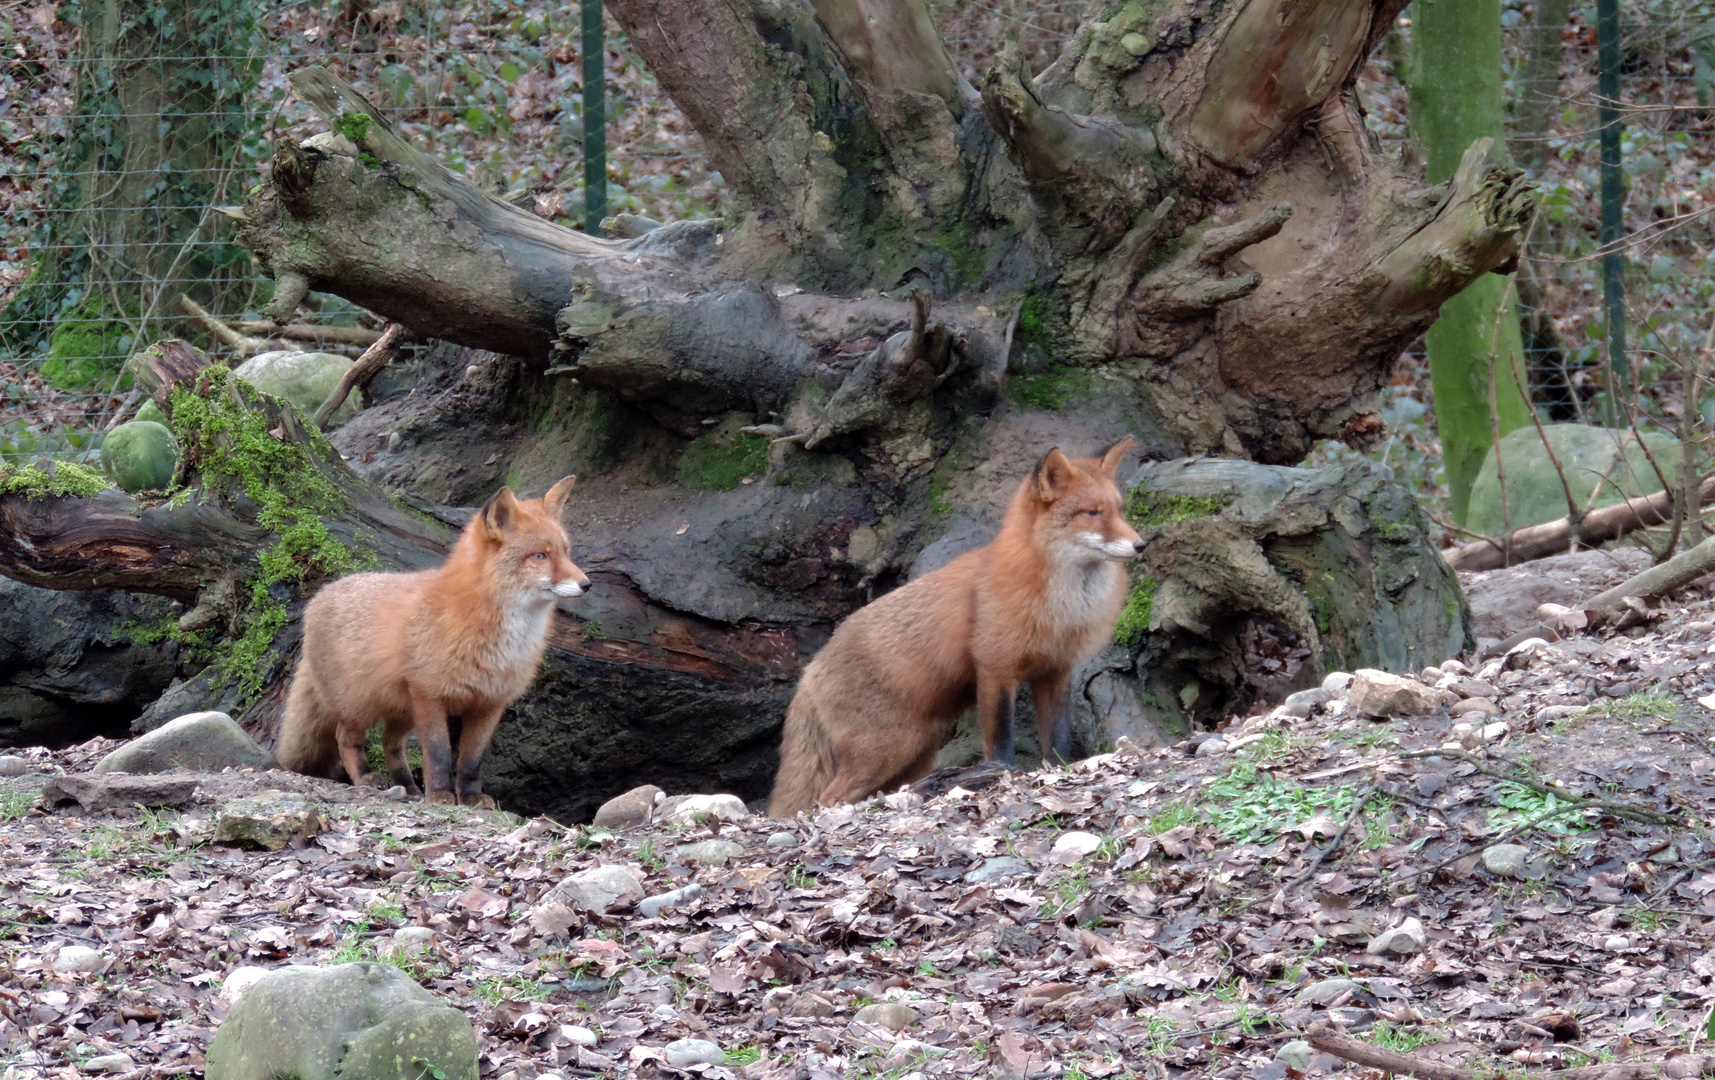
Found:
[529,551,549,561]
[1081,509,1102,518]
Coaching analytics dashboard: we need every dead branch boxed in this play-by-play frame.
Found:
[1442,475,1715,571]
[1399,748,1676,828]
[235,322,383,347]
[1308,1021,1715,1080]
[177,296,266,357]
[313,323,404,427]
[1583,531,1715,614]
[1306,1022,1471,1080]
[1286,781,1377,893]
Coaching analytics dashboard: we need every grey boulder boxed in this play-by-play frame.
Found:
[204,961,477,1080]
[233,351,361,427]
[96,711,275,774]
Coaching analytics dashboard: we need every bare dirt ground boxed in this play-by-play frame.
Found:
[3,548,1715,1080]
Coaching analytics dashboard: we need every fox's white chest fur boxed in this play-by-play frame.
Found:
[1045,546,1124,638]
[489,595,557,676]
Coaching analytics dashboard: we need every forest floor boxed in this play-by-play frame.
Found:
[3,547,1715,1080]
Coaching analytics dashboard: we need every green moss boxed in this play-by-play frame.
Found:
[170,367,374,703]
[932,225,983,285]
[0,460,110,499]
[928,469,953,516]
[334,112,381,168]
[676,432,769,491]
[41,304,133,390]
[1113,576,1158,646]
[1017,292,1049,345]
[1124,486,1229,528]
[120,612,210,654]
[1007,365,1093,411]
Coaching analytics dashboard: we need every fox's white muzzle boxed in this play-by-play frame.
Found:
[1080,532,1144,561]
[551,579,586,598]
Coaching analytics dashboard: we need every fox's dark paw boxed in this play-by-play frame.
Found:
[461,794,497,810]
[426,791,458,805]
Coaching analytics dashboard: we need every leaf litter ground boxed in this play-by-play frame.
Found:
[4,553,1715,1079]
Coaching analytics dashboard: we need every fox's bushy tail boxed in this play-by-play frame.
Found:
[768,674,836,818]
[273,662,343,779]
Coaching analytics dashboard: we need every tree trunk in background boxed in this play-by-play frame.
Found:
[2,0,264,388]
[1411,0,1536,525]
[1514,0,1571,174]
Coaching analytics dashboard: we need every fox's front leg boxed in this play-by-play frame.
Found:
[452,703,506,810]
[409,690,457,805]
[1031,669,1074,767]
[977,671,1018,765]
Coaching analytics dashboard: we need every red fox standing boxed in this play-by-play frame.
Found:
[275,478,588,808]
[769,439,1143,817]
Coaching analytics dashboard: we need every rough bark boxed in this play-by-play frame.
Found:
[240,0,1534,462]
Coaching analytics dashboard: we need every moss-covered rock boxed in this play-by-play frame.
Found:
[135,400,168,426]
[205,961,477,1080]
[1467,423,1687,536]
[1121,457,1471,734]
[232,350,361,427]
[41,305,133,390]
[100,420,178,493]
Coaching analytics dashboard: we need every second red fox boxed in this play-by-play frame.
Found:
[769,438,1144,817]
[275,478,588,807]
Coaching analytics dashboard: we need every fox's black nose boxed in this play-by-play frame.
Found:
[1132,539,1147,554]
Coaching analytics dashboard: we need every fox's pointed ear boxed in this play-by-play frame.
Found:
[483,487,522,540]
[1034,447,1075,502]
[543,475,576,519]
[1098,436,1136,477]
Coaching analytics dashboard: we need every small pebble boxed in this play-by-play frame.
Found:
[559,1024,598,1047]
[52,945,104,973]
[1276,1041,1314,1071]
[1051,831,1103,859]
[674,840,744,867]
[639,883,702,918]
[662,1037,724,1067]
[1603,934,1630,952]
[765,831,799,848]
[82,1053,134,1073]
[1322,671,1354,694]
[0,754,27,777]
[854,1002,919,1031]
[1195,737,1227,758]
[392,926,436,953]
[1483,844,1530,879]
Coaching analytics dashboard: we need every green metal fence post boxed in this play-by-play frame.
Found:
[582,0,606,237]
[1596,0,1627,419]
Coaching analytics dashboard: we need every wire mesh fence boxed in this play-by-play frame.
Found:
[1,0,1713,525]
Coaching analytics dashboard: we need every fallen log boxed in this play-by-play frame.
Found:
[1442,474,1715,571]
